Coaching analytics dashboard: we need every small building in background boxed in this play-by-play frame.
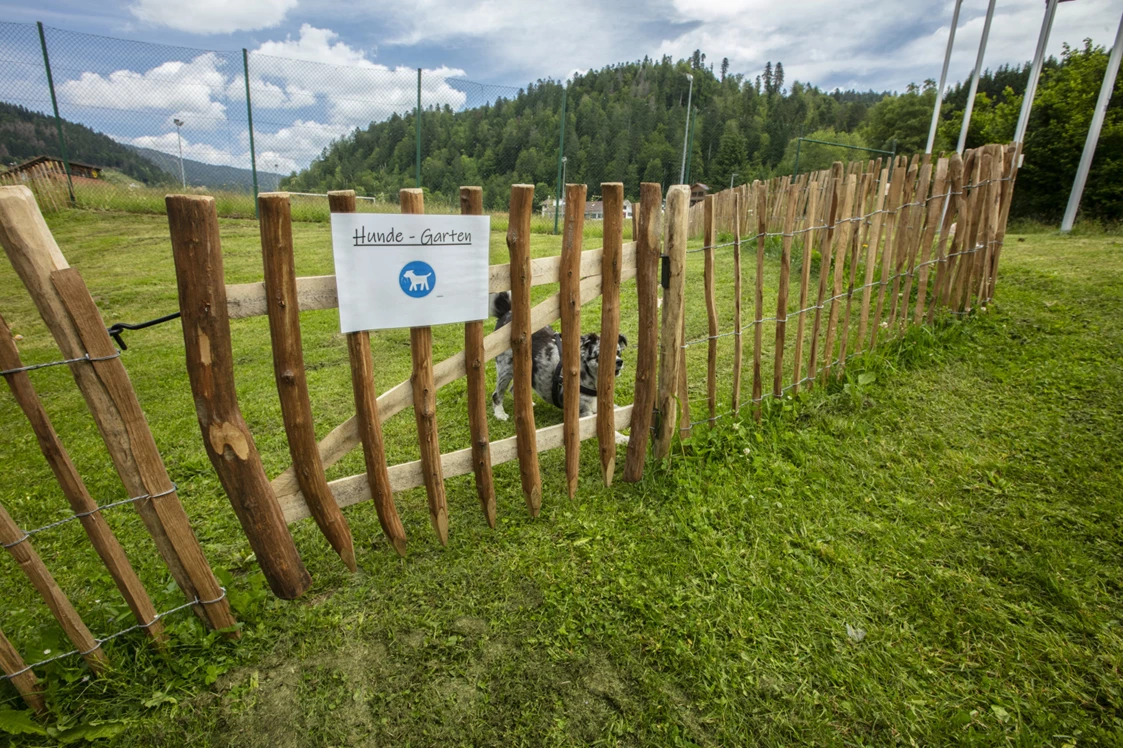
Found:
[584,199,633,221]
[540,197,564,217]
[690,183,710,205]
[3,155,103,181]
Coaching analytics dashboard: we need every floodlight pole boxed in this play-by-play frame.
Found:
[926,0,964,154]
[956,0,997,155]
[1014,0,1061,150]
[680,73,693,184]
[730,172,738,189]
[554,85,567,234]
[1061,8,1123,233]
[173,119,186,188]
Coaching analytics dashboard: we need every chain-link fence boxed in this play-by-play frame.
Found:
[1,21,695,235]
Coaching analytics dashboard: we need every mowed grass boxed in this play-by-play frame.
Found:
[0,207,1121,745]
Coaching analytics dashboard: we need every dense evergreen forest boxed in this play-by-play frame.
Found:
[0,102,171,185]
[284,42,1123,223]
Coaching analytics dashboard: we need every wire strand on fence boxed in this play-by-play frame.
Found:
[0,586,228,681]
[0,484,177,549]
[0,350,121,377]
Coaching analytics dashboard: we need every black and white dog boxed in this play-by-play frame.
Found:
[489,291,627,422]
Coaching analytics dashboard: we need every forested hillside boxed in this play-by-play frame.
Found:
[0,102,171,185]
[285,42,1121,222]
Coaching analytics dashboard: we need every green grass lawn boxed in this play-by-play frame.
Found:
[1,208,1121,745]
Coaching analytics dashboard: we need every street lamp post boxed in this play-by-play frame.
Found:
[173,118,186,188]
[730,172,739,189]
[679,73,693,185]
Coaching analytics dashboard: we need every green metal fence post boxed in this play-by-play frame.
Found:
[792,137,802,181]
[243,49,259,219]
[37,22,75,207]
[684,107,697,184]
[553,85,567,234]
[416,68,422,189]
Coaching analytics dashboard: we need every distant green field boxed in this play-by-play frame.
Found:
[0,208,1120,745]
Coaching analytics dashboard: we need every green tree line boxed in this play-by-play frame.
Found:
[281,42,1121,222]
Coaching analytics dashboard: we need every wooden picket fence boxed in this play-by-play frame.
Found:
[0,141,1016,713]
[0,186,239,714]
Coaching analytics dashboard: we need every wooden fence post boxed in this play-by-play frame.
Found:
[912,158,950,325]
[871,158,907,348]
[823,174,857,379]
[259,193,356,571]
[0,503,108,673]
[0,628,45,713]
[654,185,689,459]
[858,166,890,348]
[730,191,744,411]
[838,171,873,371]
[400,188,449,543]
[460,186,496,526]
[166,194,311,600]
[773,183,799,396]
[0,186,237,629]
[0,312,165,643]
[329,190,409,556]
[703,194,719,418]
[752,180,766,418]
[508,184,542,514]
[807,165,842,386]
[929,153,964,324]
[791,178,822,393]
[560,183,587,498]
[598,183,624,485]
[623,182,661,482]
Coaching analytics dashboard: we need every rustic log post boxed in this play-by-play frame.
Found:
[654,185,689,459]
[0,628,45,714]
[929,153,965,324]
[730,191,744,410]
[896,160,933,333]
[871,158,907,348]
[677,315,691,439]
[507,184,542,514]
[822,174,856,379]
[988,144,1018,302]
[598,183,624,485]
[858,166,890,349]
[259,193,356,571]
[912,158,950,325]
[399,188,450,543]
[791,178,822,393]
[886,159,920,332]
[329,190,409,555]
[0,503,108,673]
[807,169,842,386]
[623,182,661,482]
[0,186,235,629]
[460,186,496,526]
[166,194,311,600]
[838,171,873,371]
[752,180,767,418]
[773,183,799,396]
[703,194,719,418]
[560,183,587,497]
[51,276,240,633]
[0,312,165,643]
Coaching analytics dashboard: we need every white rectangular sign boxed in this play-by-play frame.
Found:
[330,212,491,333]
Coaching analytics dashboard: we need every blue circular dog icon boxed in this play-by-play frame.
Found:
[399,261,436,298]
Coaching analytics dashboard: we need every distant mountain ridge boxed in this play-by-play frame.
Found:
[125,145,284,192]
[0,101,171,185]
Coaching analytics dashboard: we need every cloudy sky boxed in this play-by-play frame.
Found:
[1,0,1119,174]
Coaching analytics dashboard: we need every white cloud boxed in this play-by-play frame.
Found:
[57,53,230,130]
[130,0,298,34]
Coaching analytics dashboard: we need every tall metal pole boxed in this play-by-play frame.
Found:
[679,74,693,184]
[1061,9,1123,233]
[37,22,75,206]
[416,68,422,189]
[242,49,259,219]
[174,119,186,188]
[684,107,697,185]
[926,0,964,154]
[957,0,997,155]
[553,85,567,234]
[1014,0,1060,148]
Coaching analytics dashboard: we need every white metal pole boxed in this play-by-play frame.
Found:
[926,0,964,154]
[957,0,998,155]
[1014,0,1060,148]
[680,74,693,185]
[1061,9,1123,232]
